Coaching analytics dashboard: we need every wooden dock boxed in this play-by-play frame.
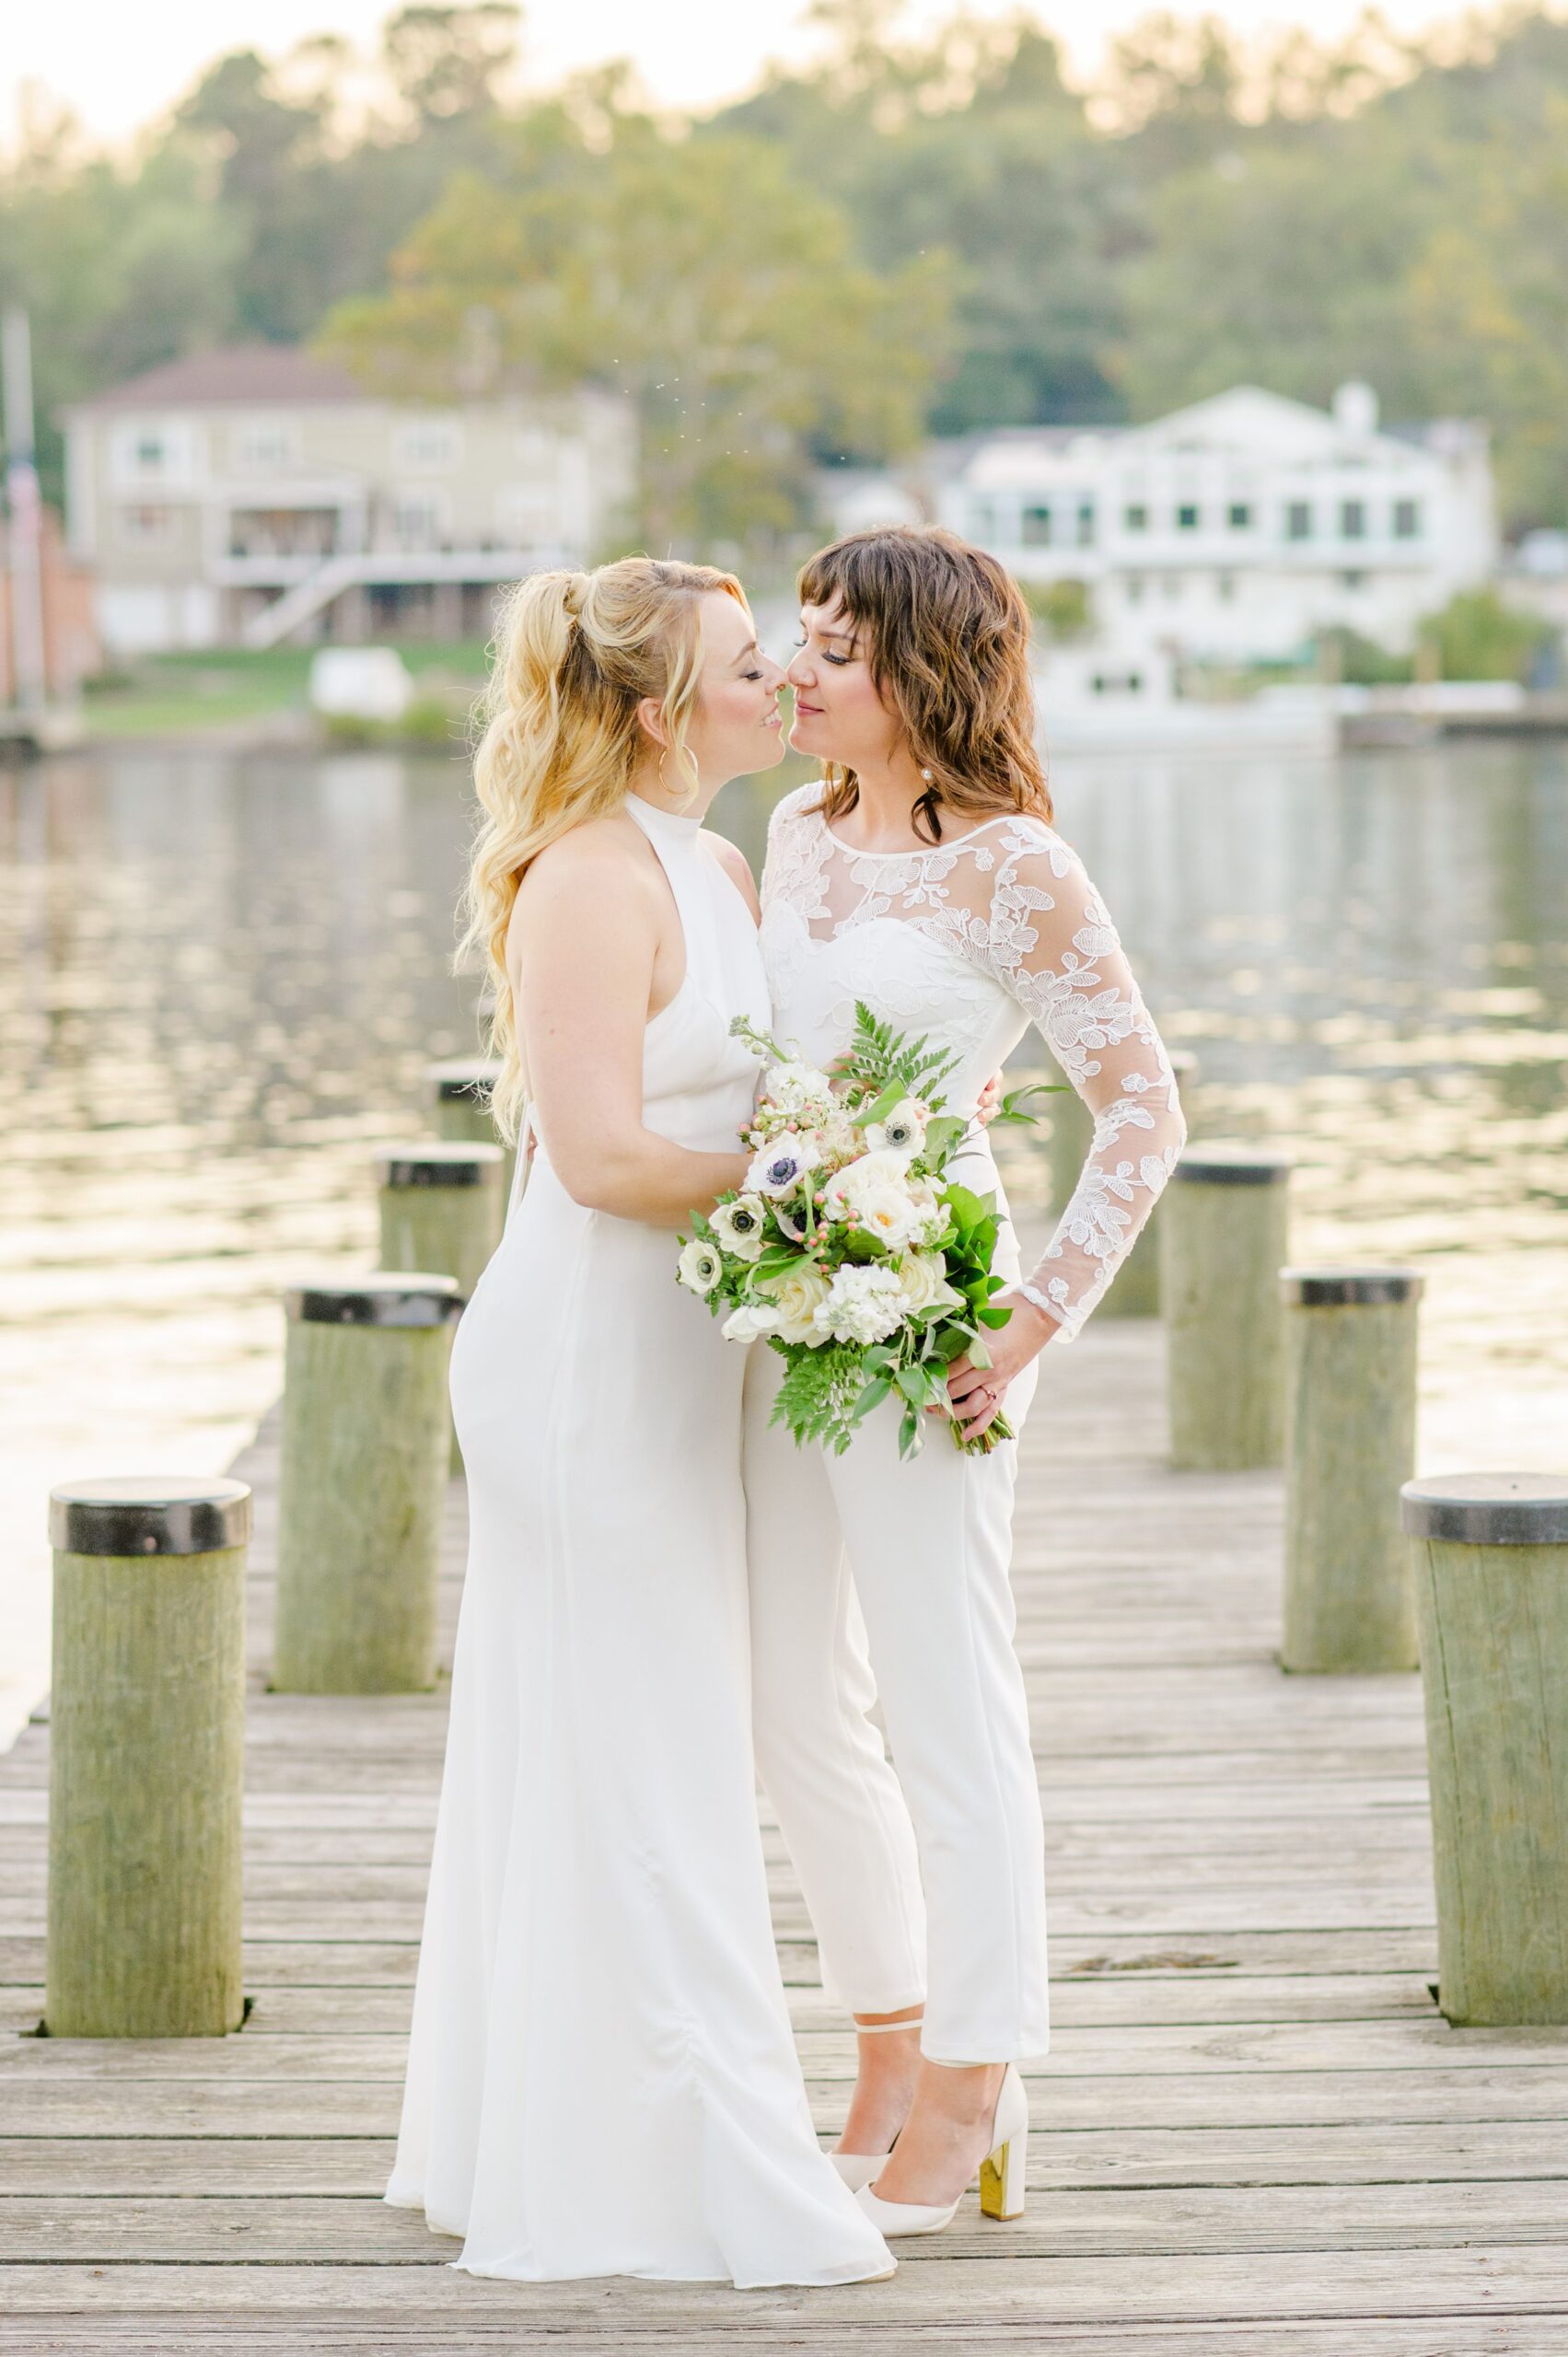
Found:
[5,1314,1568,2352]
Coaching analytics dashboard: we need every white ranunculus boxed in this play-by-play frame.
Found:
[823,1149,923,1251]
[865,1097,927,1157]
[894,1251,965,1318]
[710,1193,769,1261]
[757,1262,833,1344]
[678,1238,723,1296]
[813,1263,908,1347]
[747,1134,822,1199]
[722,1301,782,1342]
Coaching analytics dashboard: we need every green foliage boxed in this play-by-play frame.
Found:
[1021,578,1095,644]
[1418,590,1552,683]
[1316,626,1413,687]
[10,4,1568,531]
[833,1001,960,1113]
[321,117,946,555]
[768,1343,868,1456]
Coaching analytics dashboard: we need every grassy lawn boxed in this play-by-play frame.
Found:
[83,643,493,739]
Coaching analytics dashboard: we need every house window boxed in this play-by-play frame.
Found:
[1075,502,1096,547]
[1123,504,1148,531]
[1342,570,1366,590]
[1286,501,1313,541]
[1020,504,1053,546]
[389,491,449,550]
[1177,504,1200,531]
[1217,574,1236,601]
[1227,503,1251,529]
[117,504,179,546]
[232,416,300,471]
[1393,498,1422,540]
[394,416,462,472]
[1341,499,1366,540]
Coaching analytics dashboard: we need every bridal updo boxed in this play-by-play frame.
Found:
[460,556,748,1142]
[799,524,1051,844]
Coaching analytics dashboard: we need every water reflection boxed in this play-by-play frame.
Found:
[1,740,1564,1737]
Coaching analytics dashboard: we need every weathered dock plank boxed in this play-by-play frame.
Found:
[4,1311,1566,2351]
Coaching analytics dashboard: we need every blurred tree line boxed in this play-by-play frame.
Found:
[4,1,1567,552]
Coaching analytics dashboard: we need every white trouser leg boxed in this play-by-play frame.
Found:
[744,1344,1050,2064]
[743,1343,926,2015]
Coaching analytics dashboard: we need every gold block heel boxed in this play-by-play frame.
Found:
[978,2065,1029,2220]
[978,2133,1024,2220]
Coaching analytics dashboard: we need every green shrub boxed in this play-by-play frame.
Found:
[1418,591,1551,683]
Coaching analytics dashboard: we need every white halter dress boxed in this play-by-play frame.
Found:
[386,794,891,2286]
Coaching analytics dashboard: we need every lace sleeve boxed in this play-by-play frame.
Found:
[981,823,1186,1340]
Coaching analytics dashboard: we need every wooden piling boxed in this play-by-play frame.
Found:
[1162,1145,1293,1469]
[273,1276,462,1695]
[376,1143,505,1301]
[425,1056,516,1205]
[46,1477,250,2038]
[1280,1268,1423,1673]
[1400,1473,1568,2026]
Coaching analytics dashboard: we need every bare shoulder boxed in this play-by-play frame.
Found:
[510,813,661,954]
[700,828,761,918]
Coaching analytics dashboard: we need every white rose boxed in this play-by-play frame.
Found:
[678,1238,723,1296]
[710,1194,769,1260]
[722,1301,782,1342]
[757,1261,834,1343]
[894,1251,965,1318]
[813,1263,908,1347]
[823,1150,923,1252]
[906,1180,947,1246]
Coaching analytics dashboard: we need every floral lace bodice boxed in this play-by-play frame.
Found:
[758,785,1187,1340]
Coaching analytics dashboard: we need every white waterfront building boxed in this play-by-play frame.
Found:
[64,346,637,656]
[831,383,1498,666]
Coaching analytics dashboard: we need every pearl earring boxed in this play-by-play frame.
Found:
[920,767,934,784]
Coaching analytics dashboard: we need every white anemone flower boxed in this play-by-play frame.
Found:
[865,1097,927,1156]
[747,1135,821,1199]
[710,1194,769,1261]
[677,1239,723,1296]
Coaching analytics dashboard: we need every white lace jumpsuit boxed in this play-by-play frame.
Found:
[743,786,1186,2064]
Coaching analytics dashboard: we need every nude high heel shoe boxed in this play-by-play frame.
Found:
[830,2015,922,2193]
[854,2062,1028,2237]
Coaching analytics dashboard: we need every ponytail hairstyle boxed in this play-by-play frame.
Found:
[459,555,748,1144]
[798,525,1051,844]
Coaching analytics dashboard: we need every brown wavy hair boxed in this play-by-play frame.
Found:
[797,525,1051,843]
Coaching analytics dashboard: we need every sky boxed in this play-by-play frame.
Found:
[2,0,1504,150]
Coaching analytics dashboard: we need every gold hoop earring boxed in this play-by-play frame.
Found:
[656,748,668,789]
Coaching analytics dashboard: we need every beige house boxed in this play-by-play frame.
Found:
[63,346,637,654]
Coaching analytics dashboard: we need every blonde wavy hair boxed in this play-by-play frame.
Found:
[459,555,747,1144]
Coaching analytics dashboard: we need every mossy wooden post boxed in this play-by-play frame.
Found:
[1163,1145,1293,1470]
[377,1143,504,1299]
[273,1276,462,1695]
[1400,1474,1568,2025]
[377,1143,502,1469]
[425,1056,515,1204]
[1096,1049,1198,1320]
[46,1477,250,2038]
[1280,1268,1423,1673]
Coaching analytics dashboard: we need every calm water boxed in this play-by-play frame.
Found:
[2,740,1565,1737]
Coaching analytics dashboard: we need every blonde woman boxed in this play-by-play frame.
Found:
[386,558,892,2288]
[745,526,1186,2235]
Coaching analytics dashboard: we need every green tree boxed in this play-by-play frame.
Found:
[321,116,948,554]
[1420,590,1551,682]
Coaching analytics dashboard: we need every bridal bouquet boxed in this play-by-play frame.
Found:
[677,1004,1055,1458]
